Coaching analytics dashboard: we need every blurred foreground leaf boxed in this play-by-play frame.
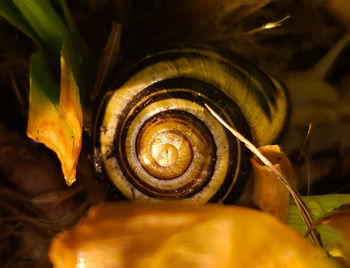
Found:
[49,202,341,268]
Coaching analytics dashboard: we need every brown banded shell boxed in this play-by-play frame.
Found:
[94,44,290,204]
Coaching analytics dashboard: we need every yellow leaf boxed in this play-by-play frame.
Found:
[49,203,340,268]
[27,56,82,186]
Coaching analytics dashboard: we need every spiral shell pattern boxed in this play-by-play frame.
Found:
[94,45,290,204]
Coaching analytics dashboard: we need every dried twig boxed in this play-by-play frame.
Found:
[92,22,122,101]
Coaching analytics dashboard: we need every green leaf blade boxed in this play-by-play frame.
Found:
[287,194,350,262]
[12,0,67,56]
[0,0,38,41]
[30,50,60,106]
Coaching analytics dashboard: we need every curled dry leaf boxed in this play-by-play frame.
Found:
[49,202,341,268]
[251,145,296,222]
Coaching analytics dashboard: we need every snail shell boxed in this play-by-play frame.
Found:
[94,44,290,204]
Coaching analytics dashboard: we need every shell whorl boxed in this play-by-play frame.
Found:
[94,44,290,204]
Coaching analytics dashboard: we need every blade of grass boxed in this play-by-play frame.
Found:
[12,0,67,56]
[61,32,94,103]
[0,1,37,41]
[29,50,60,106]
[288,194,350,235]
[57,0,76,32]
[1,0,93,101]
